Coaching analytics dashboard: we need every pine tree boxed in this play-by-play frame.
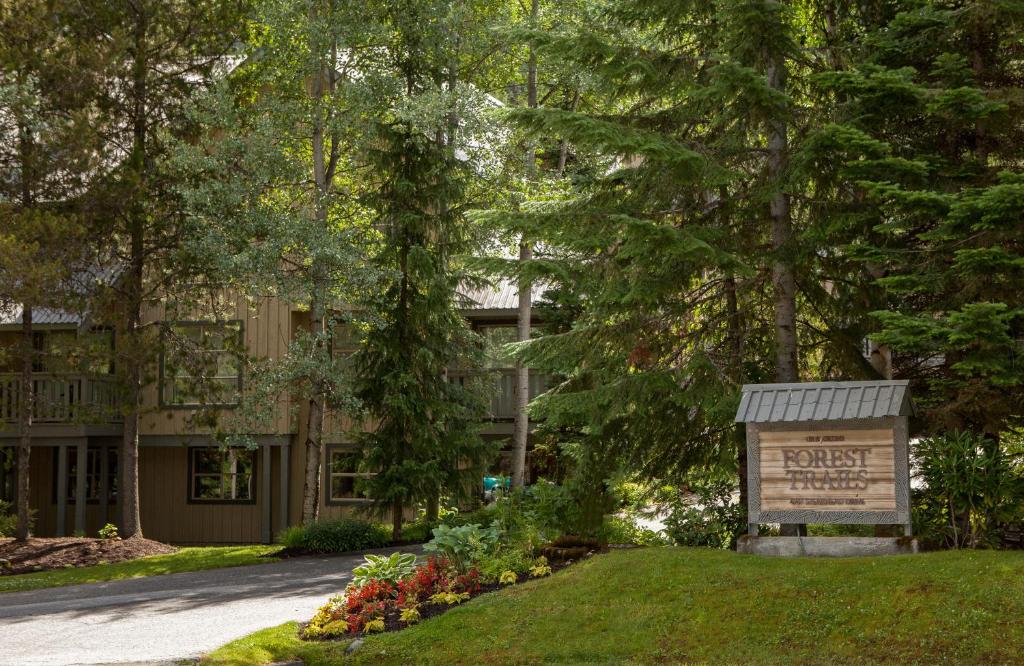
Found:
[0,0,101,540]
[70,0,247,537]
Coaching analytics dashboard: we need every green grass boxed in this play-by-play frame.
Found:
[0,545,279,593]
[202,547,1024,665]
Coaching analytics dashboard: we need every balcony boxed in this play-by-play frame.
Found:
[0,374,122,425]
[448,368,551,421]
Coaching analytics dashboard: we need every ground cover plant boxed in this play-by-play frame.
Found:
[0,543,278,593]
[203,547,1024,666]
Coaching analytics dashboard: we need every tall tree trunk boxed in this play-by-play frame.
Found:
[392,498,403,542]
[300,291,325,525]
[511,240,533,489]
[15,304,33,541]
[556,89,580,177]
[511,0,540,490]
[15,110,34,542]
[119,4,149,540]
[764,1,802,537]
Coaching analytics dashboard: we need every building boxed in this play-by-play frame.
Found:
[0,281,547,543]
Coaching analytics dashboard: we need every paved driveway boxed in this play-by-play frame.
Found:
[0,547,416,666]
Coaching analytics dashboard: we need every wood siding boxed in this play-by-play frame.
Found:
[139,295,295,437]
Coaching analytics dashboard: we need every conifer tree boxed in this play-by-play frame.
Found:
[353,0,492,540]
[802,1,1024,436]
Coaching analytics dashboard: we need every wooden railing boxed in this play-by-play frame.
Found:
[0,374,122,424]
[448,368,551,420]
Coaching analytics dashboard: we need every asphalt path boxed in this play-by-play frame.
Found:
[0,547,417,666]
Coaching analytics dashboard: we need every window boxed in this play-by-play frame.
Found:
[326,446,374,504]
[331,322,359,365]
[54,447,118,504]
[161,322,243,407]
[189,447,255,502]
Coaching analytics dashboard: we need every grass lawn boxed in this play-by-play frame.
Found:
[202,546,1024,665]
[0,545,279,594]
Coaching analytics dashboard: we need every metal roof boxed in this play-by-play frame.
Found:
[459,279,546,312]
[735,380,913,423]
[0,305,82,327]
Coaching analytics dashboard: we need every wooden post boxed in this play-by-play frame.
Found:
[56,444,67,537]
[99,445,109,526]
[279,444,290,532]
[74,440,87,535]
[261,444,272,544]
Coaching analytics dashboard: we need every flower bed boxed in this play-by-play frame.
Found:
[301,553,573,640]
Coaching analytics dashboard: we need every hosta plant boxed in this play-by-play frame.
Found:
[499,570,518,585]
[352,552,418,587]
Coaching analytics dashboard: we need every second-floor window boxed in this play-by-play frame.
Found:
[161,322,243,407]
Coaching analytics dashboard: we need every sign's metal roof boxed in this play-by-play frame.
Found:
[735,380,913,423]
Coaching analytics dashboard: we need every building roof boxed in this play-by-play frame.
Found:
[459,279,547,312]
[735,380,913,424]
[0,264,120,329]
[0,305,82,327]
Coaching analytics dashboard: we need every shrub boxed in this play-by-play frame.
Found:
[662,478,744,549]
[352,552,418,587]
[277,519,389,553]
[601,515,670,546]
[913,431,1024,549]
[0,500,16,538]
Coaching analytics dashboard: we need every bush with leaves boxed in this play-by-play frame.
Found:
[278,519,389,553]
[912,431,1024,549]
[662,477,744,550]
[423,523,500,572]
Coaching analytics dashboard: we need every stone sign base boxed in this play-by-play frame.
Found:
[737,535,918,557]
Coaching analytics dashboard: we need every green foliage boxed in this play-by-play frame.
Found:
[352,552,418,587]
[97,523,119,540]
[399,606,421,624]
[498,570,518,585]
[428,591,470,606]
[423,523,501,572]
[912,432,1024,549]
[662,478,744,550]
[601,515,670,546]
[277,519,389,554]
[0,500,16,538]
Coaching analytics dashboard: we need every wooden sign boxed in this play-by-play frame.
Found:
[758,428,896,512]
[736,381,914,537]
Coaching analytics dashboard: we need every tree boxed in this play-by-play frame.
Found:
[72,0,246,537]
[801,1,1024,437]
[0,0,100,540]
[354,0,493,540]
[178,0,382,524]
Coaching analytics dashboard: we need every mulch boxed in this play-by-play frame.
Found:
[0,536,177,576]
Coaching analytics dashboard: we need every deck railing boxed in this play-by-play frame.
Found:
[0,374,123,424]
[448,368,551,420]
